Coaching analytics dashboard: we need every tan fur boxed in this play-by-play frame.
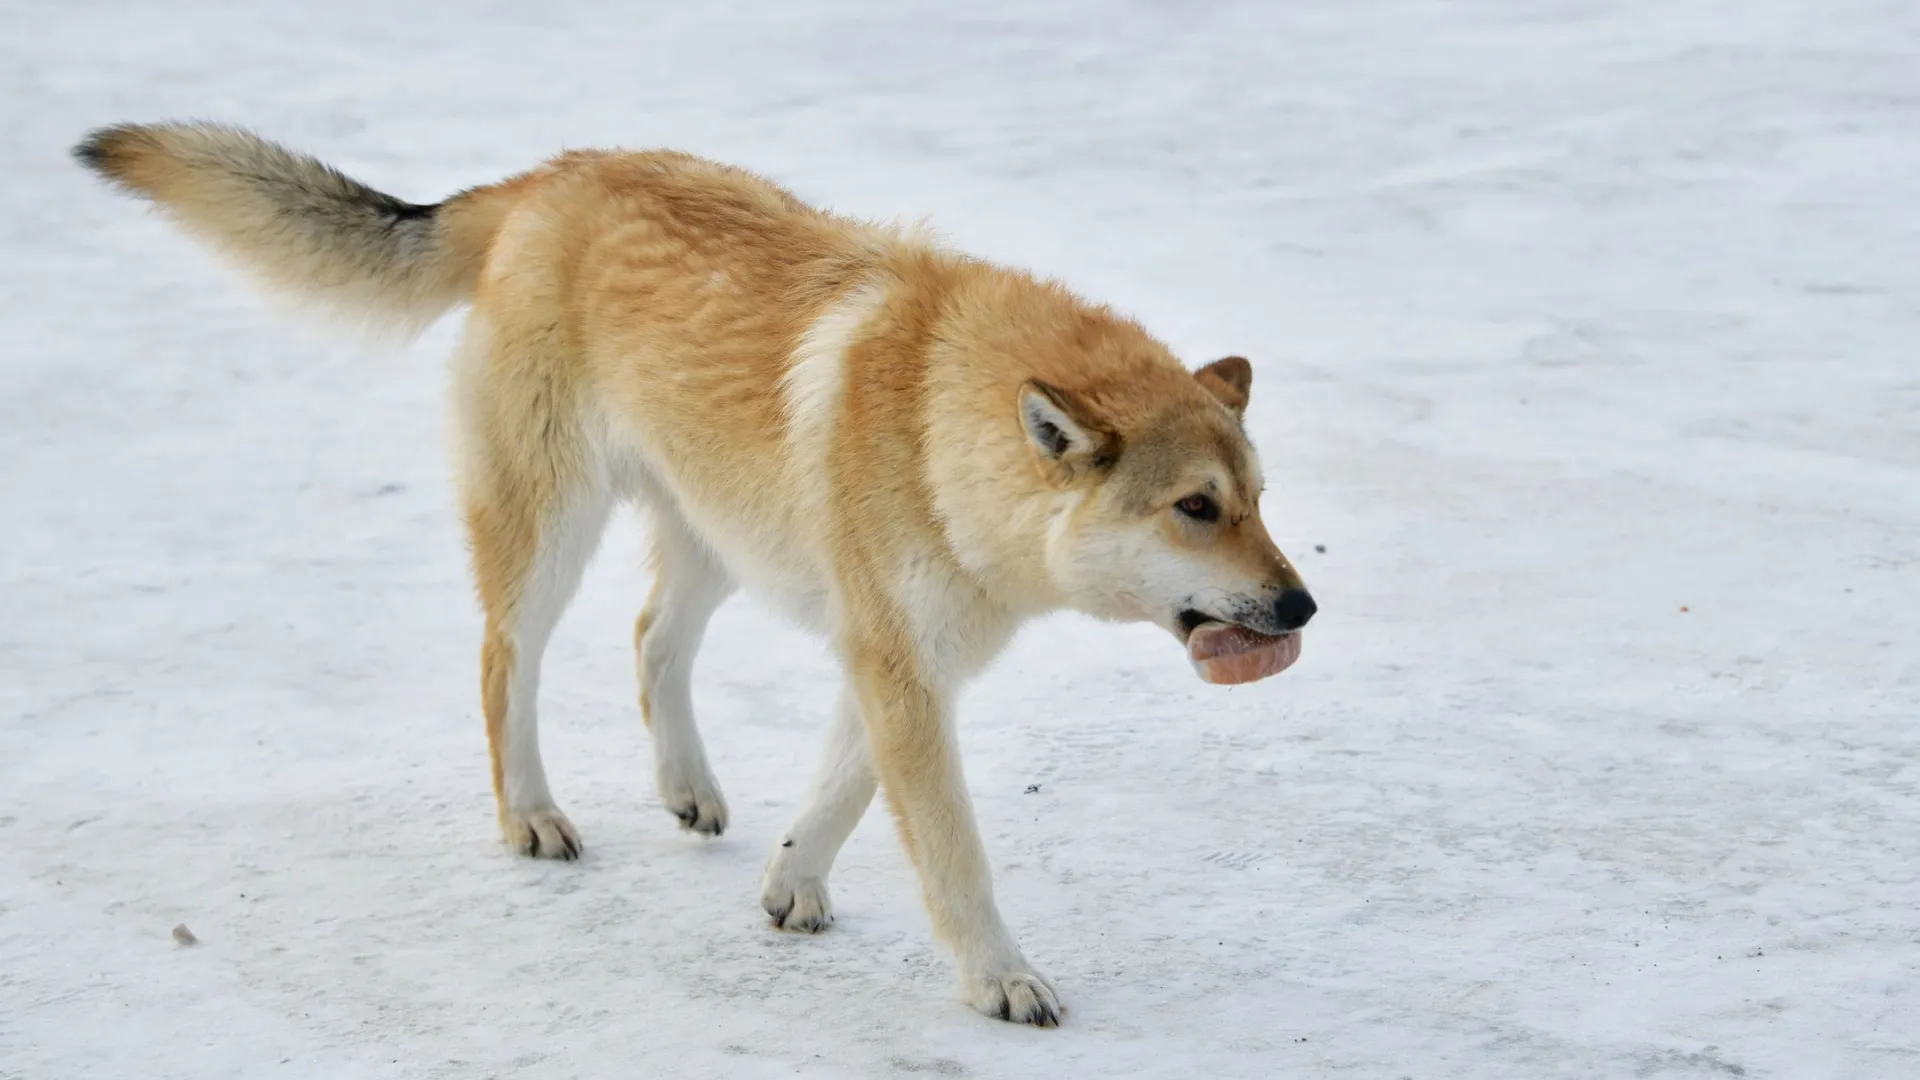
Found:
[76,122,1314,1025]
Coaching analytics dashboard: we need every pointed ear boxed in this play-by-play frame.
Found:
[1019,380,1117,485]
[1194,355,1252,418]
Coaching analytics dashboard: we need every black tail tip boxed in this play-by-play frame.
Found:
[72,126,121,170]
[72,123,147,179]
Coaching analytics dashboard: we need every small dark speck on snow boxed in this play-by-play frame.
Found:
[1314,544,1327,553]
[1023,784,1041,794]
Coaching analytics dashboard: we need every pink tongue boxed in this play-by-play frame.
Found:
[1187,622,1302,685]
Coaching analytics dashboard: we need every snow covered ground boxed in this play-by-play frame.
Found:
[4,0,1917,1075]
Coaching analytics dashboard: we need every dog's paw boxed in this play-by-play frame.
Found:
[964,966,1063,1028]
[760,869,834,933]
[657,764,728,837]
[501,806,582,860]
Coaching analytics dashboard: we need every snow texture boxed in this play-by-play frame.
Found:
[4,1,1917,1077]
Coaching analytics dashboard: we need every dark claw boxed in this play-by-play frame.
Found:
[767,903,792,928]
[562,834,581,859]
[996,997,1011,1022]
[527,832,541,858]
[676,806,721,837]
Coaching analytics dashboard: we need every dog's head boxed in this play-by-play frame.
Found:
[1020,356,1314,683]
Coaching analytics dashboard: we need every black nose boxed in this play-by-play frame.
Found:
[1272,589,1317,632]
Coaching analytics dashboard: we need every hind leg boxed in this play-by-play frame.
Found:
[635,504,735,835]
[459,317,610,858]
[470,477,611,858]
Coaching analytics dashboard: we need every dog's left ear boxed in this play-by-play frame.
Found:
[1019,380,1118,486]
[1194,356,1252,418]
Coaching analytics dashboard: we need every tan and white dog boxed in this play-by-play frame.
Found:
[75,123,1315,1026]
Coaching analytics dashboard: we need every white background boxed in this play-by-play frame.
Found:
[3,1,1916,1076]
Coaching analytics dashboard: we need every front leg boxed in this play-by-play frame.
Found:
[849,642,1062,1027]
[761,688,876,932]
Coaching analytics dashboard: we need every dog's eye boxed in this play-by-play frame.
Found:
[1175,493,1219,522]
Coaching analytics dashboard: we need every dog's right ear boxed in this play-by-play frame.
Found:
[1193,355,1252,419]
[1019,380,1117,486]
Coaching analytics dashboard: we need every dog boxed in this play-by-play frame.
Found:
[74,122,1315,1025]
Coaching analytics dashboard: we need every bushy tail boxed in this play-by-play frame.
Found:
[74,122,512,336]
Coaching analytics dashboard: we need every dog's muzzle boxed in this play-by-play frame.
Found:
[1178,589,1314,685]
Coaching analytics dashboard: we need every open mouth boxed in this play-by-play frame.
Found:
[1177,609,1302,685]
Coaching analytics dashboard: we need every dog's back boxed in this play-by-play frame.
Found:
[75,123,932,602]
